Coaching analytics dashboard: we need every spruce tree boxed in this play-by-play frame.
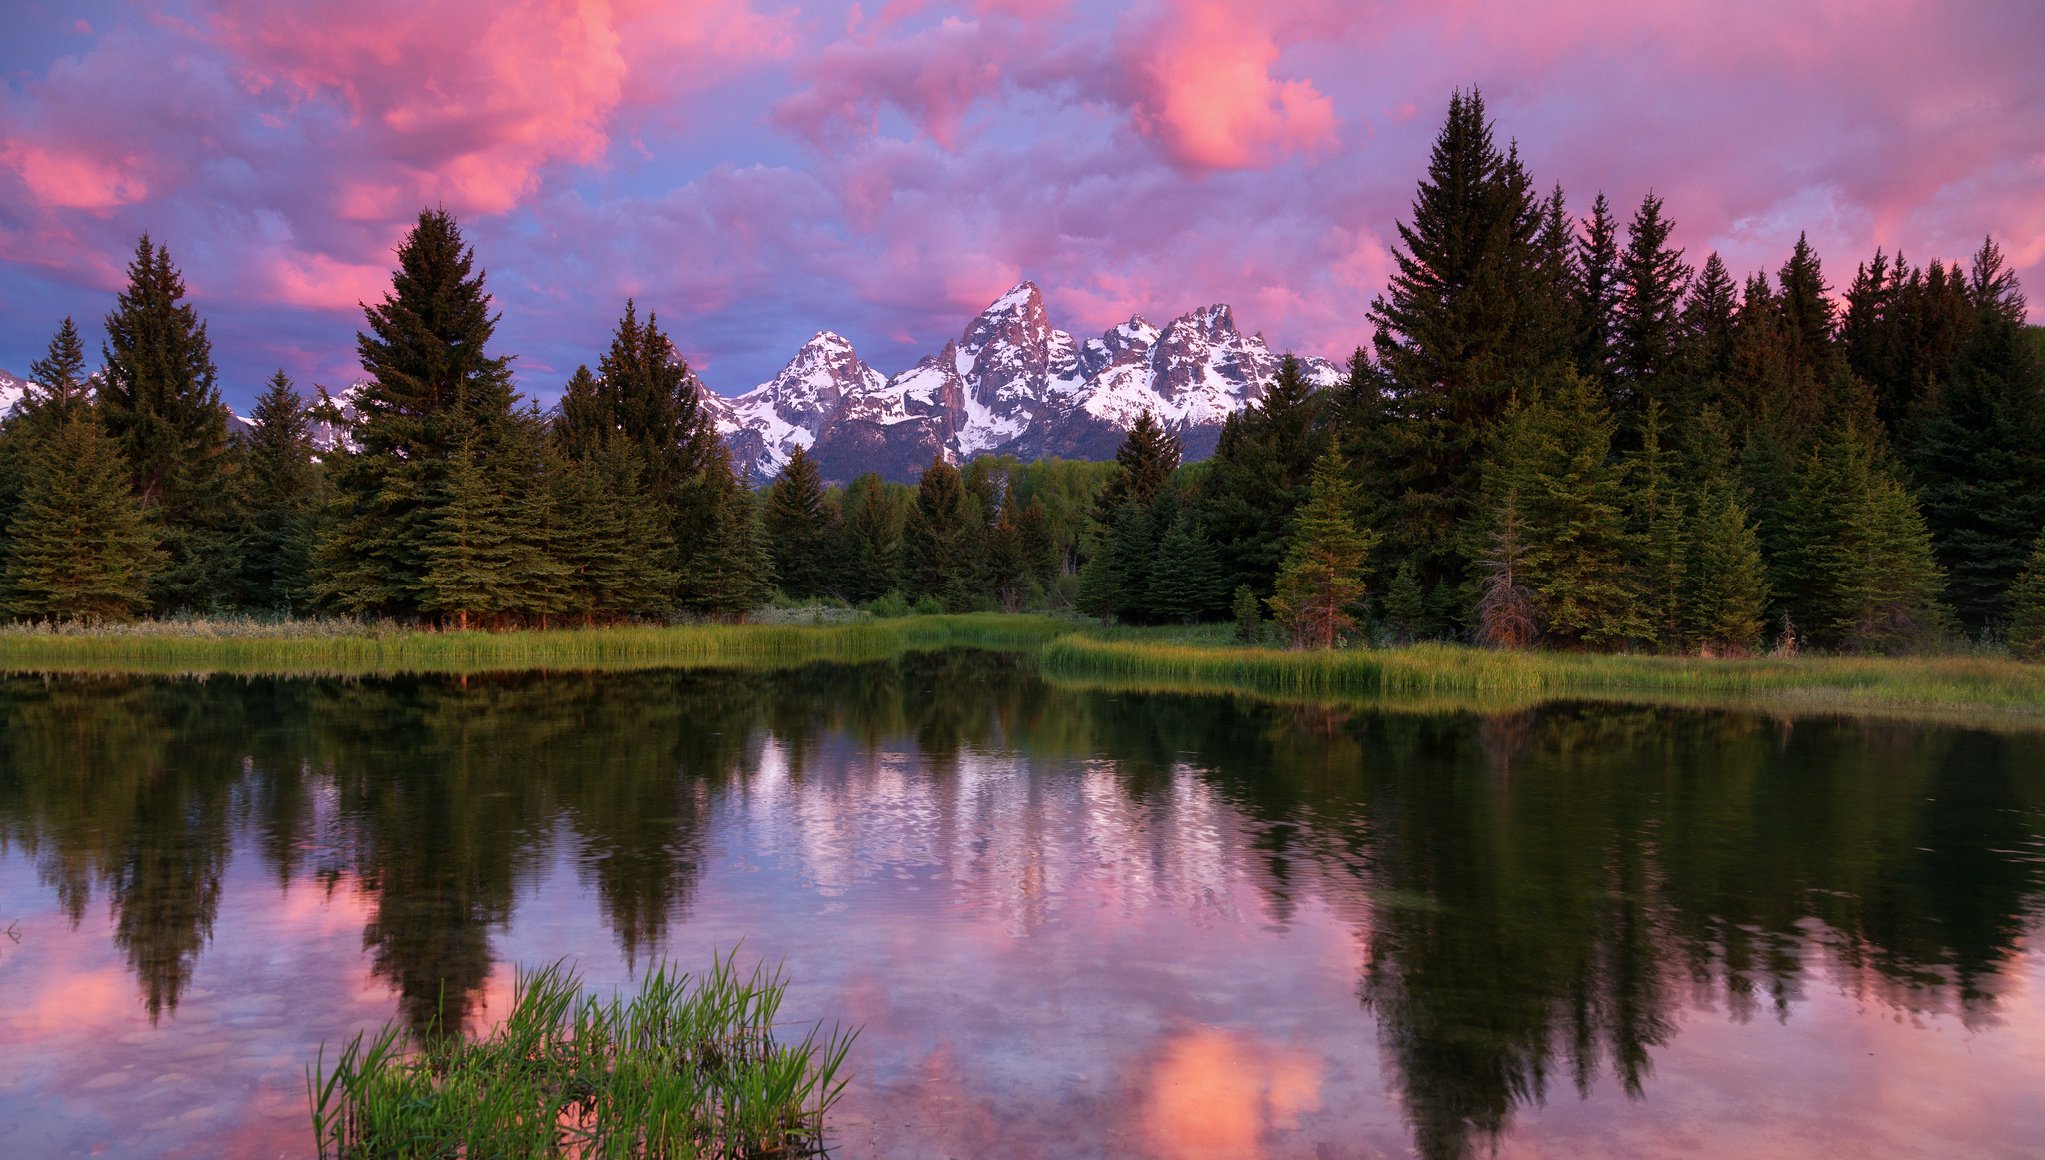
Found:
[1,318,96,548]
[1574,192,1621,386]
[1016,496,1057,589]
[842,472,902,601]
[1077,499,1152,624]
[1779,397,1946,651]
[325,209,519,616]
[1629,401,1687,650]
[1367,90,1555,613]
[418,418,524,630]
[1268,449,1378,649]
[2007,532,2045,661]
[2,415,161,621]
[984,480,1028,612]
[1613,192,1691,427]
[1094,410,1181,518]
[903,457,979,610]
[1474,487,1537,649]
[552,439,675,624]
[1148,514,1224,624]
[498,410,572,625]
[1232,583,1263,644]
[238,370,321,612]
[683,467,773,620]
[764,446,832,599]
[99,236,239,610]
[1685,489,1769,656]
[1681,252,1739,397]
[1380,562,1426,645]
[1198,355,1324,596]
[1487,377,1643,648]
[1907,238,2045,630]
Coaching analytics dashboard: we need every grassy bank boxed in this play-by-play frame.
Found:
[0,613,1070,677]
[1036,633,2045,726]
[3,613,2043,725]
[310,954,853,1158]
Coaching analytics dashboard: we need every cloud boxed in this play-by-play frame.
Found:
[1121,0,1339,170]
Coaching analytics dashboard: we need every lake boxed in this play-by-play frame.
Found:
[1,651,2041,1158]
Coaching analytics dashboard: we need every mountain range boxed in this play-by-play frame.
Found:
[702,282,1340,482]
[1,285,1339,482]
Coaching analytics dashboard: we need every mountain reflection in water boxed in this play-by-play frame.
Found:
[0,651,2041,1159]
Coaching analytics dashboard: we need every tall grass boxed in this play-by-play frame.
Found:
[1035,635,2045,725]
[308,954,855,1159]
[0,613,1073,677]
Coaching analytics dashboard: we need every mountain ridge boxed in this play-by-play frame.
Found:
[703,282,1340,483]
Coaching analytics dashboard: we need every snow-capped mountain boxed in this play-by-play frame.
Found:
[708,283,1341,483]
[0,369,31,419]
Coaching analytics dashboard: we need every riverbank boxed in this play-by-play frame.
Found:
[2,613,2042,726]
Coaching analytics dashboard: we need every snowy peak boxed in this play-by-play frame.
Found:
[712,284,1343,483]
[0,370,32,419]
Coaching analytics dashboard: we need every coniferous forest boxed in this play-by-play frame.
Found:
[3,90,2044,658]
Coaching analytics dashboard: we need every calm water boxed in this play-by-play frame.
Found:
[1,653,2042,1159]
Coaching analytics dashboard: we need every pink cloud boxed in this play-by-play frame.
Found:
[775,16,1011,149]
[1123,0,1339,170]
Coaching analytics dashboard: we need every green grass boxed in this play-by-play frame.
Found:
[1036,633,2045,727]
[308,953,855,1159]
[0,613,1072,677]
[5,612,2044,726]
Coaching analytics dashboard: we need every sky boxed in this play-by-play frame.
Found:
[2,0,2042,409]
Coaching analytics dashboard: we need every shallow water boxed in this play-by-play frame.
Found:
[1,652,2041,1159]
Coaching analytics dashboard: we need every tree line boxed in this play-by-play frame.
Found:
[2,89,2044,655]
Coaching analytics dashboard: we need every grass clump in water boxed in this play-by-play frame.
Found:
[308,954,855,1159]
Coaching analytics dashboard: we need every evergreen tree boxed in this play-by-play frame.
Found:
[1367,90,1556,613]
[1778,397,1946,651]
[1487,377,1643,648]
[99,236,240,610]
[1684,489,1769,656]
[1,318,96,548]
[682,465,773,619]
[2007,532,2045,661]
[418,418,524,631]
[1907,238,2045,629]
[1574,192,1621,386]
[498,411,572,625]
[1016,496,1057,589]
[1612,192,1691,427]
[764,446,832,599]
[1380,561,1427,645]
[324,209,518,616]
[1076,499,1151,623]
[553,439,676,623]
[841,473,902,602]
[1681,252,1739,397]
[1094,410,1181,518]
[902,457,979,610]
[1629,401,1687,650]
[238,371,321,612]
[983,480,1028,612]
[1198,355,1324,596]
[1148,514,1224,624]
[2,415,161,621]
[1474,487,1537,650]
[1268,449,1378,649]
[1232,583,1263,644]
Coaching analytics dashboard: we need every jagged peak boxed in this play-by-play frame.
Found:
[980,281,1044,317]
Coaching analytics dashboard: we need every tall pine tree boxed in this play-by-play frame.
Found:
[1268,449,1378,649]
[238,371,322,612]
[2,415,161,621]
[764,446,833,599]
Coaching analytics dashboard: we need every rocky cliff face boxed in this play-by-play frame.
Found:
[711,283,1339,483]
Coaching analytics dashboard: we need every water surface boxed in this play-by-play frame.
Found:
[1,652,2041,1158]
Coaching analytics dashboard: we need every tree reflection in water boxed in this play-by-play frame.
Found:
[0,655,2039,1156]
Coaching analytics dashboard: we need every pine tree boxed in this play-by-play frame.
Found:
[1488,377,1643,648]
[1198,355,1325,596]
[2007,532,2045,661]
[1474,487,1537,650]
[99,236,240,610]
[903,457,979,610]
[418,419,524,631]
[683,467,773,620]
[764,446,832,599]
[498,411,572,625]
[1681,253,1739,399]
[325,209,519,616]
[1779,398,1946,652]
[1574,192,1621,386]
[1232,583,1263,644]
[1380,562,1426,645]
[1268,449,1379,649]
[238,370,321,612]
[1077,499,1151,623]
[1368,91,1555,609]
[1907,237,2045,630]
[1685,489,1769,656]
[983,480,1028,612]
[2,415,161,621]
[1094,410,1181,518]
[1016,496,1057,589]
[1612,192,1691,427]
[2,318,96,548]
[1148,514,1224,624]
[841,472,902,602]
[1629,401,1687,650]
